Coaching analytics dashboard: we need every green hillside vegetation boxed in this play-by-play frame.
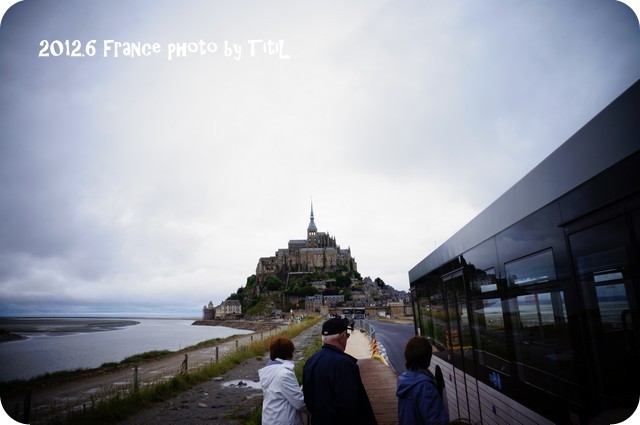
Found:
[228,267,362,316]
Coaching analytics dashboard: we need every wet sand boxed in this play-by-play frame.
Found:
[0,317,140,340]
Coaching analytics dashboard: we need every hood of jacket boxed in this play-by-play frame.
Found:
[396,369,435,398]
[258,359,295,389]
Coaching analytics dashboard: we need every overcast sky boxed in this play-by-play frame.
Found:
[0,0,639,317]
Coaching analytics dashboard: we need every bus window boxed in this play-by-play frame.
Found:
[470,268,497,294]
[418,297,433,337]
[443,271,473,354]
[509,290,576,398]
[471,297,510,376]
[429,277,448,348]
[413,281,436,339]
[569,216,639,408]
[505,249,557,287]
[594,272,629,332]
[443,270,481,423]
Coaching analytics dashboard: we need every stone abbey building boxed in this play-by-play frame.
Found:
[255,204,357,285]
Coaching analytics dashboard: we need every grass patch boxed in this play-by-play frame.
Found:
[294,330,322,383]
[244,405,263,425]
[119,350,173,364]
[183,337,222,349]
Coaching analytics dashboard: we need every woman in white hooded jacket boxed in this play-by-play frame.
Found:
[259,337,307,425]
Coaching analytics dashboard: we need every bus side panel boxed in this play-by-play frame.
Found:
[431,355,554,425]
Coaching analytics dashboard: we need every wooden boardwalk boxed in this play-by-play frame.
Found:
[345,328,398,425]
[358,358,399,425]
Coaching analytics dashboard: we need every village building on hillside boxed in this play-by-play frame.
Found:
[217,299,242,318]
[201,299,242,320]
[255,204,357,285]
[304,294,345,313]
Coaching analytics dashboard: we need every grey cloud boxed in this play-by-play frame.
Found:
[332,1,640,207]
[1,0,639,316]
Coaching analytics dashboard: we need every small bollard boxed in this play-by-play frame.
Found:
[235,339,239,351]
[216,346,219,363]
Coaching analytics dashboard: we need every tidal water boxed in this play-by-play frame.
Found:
[0,317,252,382]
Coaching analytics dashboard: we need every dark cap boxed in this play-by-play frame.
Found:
[322,318,353,335]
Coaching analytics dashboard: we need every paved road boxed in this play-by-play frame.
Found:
[365,320,415,375]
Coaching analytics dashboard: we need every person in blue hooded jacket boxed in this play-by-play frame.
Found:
[396,336,448,425]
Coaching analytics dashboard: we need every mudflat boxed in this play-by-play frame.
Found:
[0,318,140,337]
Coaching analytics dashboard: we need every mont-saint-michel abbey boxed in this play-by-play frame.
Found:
[255,204,357,285]
[202,203,409,320]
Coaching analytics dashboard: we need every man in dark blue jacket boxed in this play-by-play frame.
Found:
[302,318,377,425]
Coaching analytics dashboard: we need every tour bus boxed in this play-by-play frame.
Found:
[409,80,639,425]
[354,307,365,319]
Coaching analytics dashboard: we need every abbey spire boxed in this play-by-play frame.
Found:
[307,202,317,246]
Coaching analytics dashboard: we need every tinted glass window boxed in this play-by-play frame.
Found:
[570,218,631,335]
[463,238,499,271]
[429,277,447,348]
[569,216,639,399]
[470,268,497,293]
[415,284,434,338]
[464,238,500,295]
[443,272,473,355]
[595,282,629,332]
[496,204,569,278]
[505,249,557,286]
[509,290,576,395]
[471,297,510,376]
[414,276,447,347]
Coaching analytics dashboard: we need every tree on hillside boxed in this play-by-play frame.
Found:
[336,274,351,288]
[323,287,339,296]
[285,285,318,297]
[245,275,256,289]
[342,288,352,302]
[265,276,284,291]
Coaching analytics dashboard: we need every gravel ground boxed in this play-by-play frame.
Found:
[117,321,322,425]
